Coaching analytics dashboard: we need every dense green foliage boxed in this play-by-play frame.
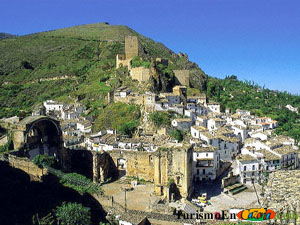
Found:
[169,129,184,142]
[131,56,151,68]
[94,103,140,136]
[47,167,103,195]
[33,154,56,168]
[149,111,172,127]
[55,202,91,225]
[59,172,101,195]
[207,76,300,143]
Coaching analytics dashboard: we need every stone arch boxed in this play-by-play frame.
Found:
[12,116,63,162]
[25,118,62,160]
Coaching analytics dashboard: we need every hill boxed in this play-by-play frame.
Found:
[0,32,16,40]
[0,23,300,142]
[0,23,207,118]
[207,75,300,142]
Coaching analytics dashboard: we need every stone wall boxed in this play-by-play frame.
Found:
[93,151,119,183]
[116,54,132,69]
[109,150,155,182]
[222,172,240,188]
[0,135,8,146]
[174,70,190,87]
[1,154,47,181]
[107,146,193,199]
[130,67,151,83]
[125,36,139,59]
[13,130,25,149]
[114,94,144,105]
[153,145,193,199]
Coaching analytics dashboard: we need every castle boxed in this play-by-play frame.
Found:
[116,36,190,86]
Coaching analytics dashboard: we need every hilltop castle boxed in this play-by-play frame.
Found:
[116,36,190,86]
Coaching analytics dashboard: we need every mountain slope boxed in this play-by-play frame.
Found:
[0,23,207,118]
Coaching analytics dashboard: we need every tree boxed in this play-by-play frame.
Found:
[33,154,56,168]
[169,129,183,142]
[55,202,91,225]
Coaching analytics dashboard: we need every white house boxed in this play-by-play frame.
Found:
[286,104,298,113]
[193,146,220,182]
[160,93,181,107]
[206,102,221,113]
[207,118,226,131]
[43,100,66,113]
[77,120,92,133]
[171,118,193,131]
[236,154,261,185]
[232,125,248,143]
[195,115,208,128]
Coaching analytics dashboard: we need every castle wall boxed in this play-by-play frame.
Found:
[174,70,190,87]
[116,54,132,69]
[125,36,139,59]
[130,67,151,82]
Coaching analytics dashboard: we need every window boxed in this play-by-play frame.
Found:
[203,169,206,175]
[197,169,199,175]
[206,153,208,157]
[252,165,255,170]
[177,176,180,184]
[244,166,247,171]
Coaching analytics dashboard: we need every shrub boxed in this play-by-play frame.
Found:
[149,111,171,127]
[169,129,183,142]
[55,202,91,225]
[33,154,56,168]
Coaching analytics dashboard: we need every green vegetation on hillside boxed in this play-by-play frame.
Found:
[149,111,172,127]
[55,202,91,225]
[0,23,207,121]
[207,75,300,143]
[94,102,140,136]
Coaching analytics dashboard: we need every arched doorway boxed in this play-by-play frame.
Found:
[25,119,62,160]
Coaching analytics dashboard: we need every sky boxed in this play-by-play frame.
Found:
[1,0,300,94]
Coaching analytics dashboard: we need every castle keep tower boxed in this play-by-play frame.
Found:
[125,36,139,59]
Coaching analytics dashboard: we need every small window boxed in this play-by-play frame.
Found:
[203,169,206,175]
[206,153,208,157]
[244,166,247,171]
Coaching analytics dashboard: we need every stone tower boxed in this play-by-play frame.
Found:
[125,36,139,59]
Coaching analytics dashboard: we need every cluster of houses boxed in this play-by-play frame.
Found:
[33,100,92,149]
[38,91,299,188]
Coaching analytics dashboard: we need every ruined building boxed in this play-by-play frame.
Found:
[174,70,190,87]
[125,36,139,59]
[116,36,139,69]
[108,143,193,201]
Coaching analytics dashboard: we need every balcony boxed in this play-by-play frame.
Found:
[196,161,214,167]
